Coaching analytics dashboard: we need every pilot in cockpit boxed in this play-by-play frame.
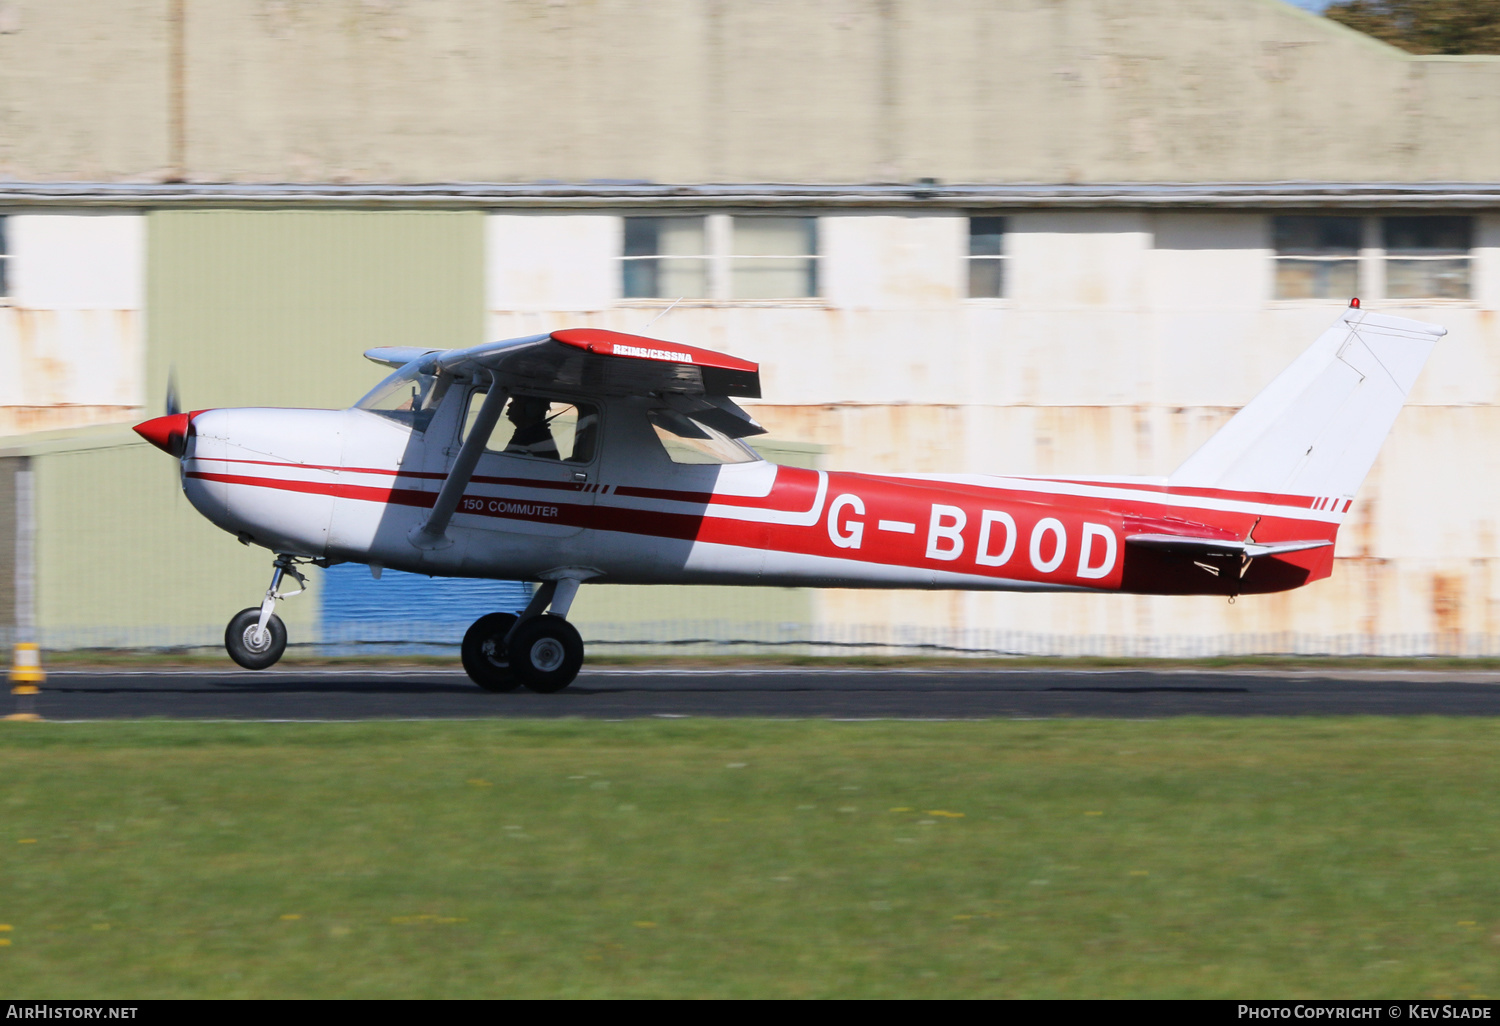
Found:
[503,396,561,460]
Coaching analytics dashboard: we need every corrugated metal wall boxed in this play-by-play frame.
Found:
[146,210,483,412]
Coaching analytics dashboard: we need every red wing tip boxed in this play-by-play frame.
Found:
[550,327,758,373]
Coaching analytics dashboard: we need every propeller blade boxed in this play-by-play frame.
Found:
[165,369,180,417]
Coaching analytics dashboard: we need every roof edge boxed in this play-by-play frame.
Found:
[7,181,1500,209]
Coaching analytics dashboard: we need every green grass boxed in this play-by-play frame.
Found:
[1,718,1498,998]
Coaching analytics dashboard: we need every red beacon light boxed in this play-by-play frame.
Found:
[1349,297,1361,308]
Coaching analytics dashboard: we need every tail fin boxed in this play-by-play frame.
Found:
[1169,306,1444,507]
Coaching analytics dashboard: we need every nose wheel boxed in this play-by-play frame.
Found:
[225,554,309,670]
[225,607,288,670]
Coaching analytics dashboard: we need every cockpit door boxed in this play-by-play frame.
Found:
[446,386,598,538]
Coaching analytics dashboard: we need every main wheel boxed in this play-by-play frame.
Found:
[225,607,288,670]
[462,612,521,692]
[508,615,584,693]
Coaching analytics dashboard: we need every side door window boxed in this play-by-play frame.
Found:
[461,391,599,464]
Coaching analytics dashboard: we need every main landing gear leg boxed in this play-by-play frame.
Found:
[461,577,585,694]
[225,554,308,670]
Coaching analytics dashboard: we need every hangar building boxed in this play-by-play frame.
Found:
[2,0,1499,654]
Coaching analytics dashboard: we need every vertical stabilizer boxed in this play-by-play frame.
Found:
[1169,307,1444,506]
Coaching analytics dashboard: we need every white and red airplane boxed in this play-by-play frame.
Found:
[134,302,1442,691]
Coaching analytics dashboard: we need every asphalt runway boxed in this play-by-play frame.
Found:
[9,666,1500,720]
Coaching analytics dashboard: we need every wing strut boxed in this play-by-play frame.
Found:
[409,372,507,550]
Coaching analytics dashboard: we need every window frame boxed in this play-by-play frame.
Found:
[1382,215,1473,302]
[965,215,1007,301]
[1270,215,1362,303]
[459,387,602,467]
[1269,212,1476,306]
[619,213,821,305]
[0,215,10,304]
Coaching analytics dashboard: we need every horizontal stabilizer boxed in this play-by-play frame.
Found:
[1127,534,1331,559]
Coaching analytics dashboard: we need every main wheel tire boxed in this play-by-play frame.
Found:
[508,615,584,693]
[225,607,288,670]
[462,612,521,692]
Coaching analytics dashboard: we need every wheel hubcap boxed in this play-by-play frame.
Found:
[530,637,566,673]
[241,625,271,654]
[481,636,509,669]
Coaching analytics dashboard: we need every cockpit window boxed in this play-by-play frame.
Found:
[356,360,450,431]
[647,408,760,465]
[462,391,599,464]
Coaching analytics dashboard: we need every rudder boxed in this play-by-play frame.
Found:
[1169,306,1444,508]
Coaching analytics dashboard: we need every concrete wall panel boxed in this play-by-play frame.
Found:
[0,214,145,434]
[8,214,144,311]
[822,215,963,310]
[5,1,1500,184]
[486,215,619,313]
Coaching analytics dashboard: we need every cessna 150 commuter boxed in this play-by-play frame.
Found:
[134,302,1443,692]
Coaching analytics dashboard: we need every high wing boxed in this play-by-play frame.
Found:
[364,328,764,435]
[408,327,761,398]
[380,328,766,549]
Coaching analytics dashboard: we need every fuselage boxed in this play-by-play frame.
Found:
[176,394,1338,597]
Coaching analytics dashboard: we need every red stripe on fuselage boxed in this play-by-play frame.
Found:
[189,461,1337,595]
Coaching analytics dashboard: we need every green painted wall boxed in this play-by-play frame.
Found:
[34,211,484,644]
[35,438,321,643]
[146,210,484,413]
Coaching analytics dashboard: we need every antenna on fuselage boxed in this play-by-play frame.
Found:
[641,297,685,333]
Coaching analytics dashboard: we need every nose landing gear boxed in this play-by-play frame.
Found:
[461,576,587,693]
[225,554,309,670]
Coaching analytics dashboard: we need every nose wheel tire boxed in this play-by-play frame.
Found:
[462,612,521,692]
[225,607,288,670]
[509,615,584,693]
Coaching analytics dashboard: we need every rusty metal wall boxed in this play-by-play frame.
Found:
[486,210,1500,654]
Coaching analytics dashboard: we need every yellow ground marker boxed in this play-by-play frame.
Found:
[5,642,45,721]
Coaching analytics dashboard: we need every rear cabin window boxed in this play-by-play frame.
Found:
[462,391,599,464]
[647,408,759,465]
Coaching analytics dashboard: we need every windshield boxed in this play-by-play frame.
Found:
[355,360,450,431]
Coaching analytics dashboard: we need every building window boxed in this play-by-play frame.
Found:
[0,216,9,300]
[1384,216,1471,300]
[1273,216,1360,300]
[622,217,710,299]
[730,216,817,299]
[621,214,818,301]
[968,216,1006,298]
